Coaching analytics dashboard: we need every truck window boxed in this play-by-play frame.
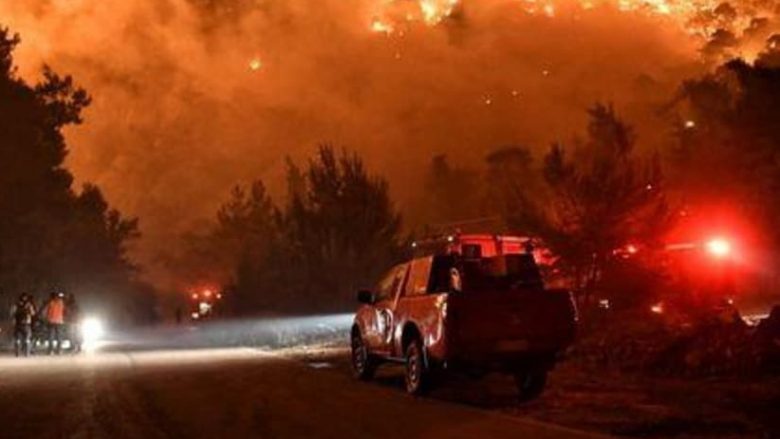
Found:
[375,264,408,302]
[461,244,482,259]
[460,254,543,292]
[405,257,433,297]
[428,254,457,293]
[460,239,497,257]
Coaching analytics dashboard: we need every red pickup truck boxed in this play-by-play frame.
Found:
[350,234,577,399]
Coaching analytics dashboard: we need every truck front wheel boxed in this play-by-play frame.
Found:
[404,338,430,395]
[351,331,376,380]
[514,369,547,402]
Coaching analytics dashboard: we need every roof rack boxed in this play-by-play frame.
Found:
[411,232,535,258]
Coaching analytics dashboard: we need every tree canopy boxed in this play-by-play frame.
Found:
[184,145,404,314]
[0,28,147,322]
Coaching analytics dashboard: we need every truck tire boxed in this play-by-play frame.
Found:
[351,330,376,380]
[514,369,547,402]
[404,338,430,395]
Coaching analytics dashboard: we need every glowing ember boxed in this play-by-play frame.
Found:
[249,58,263,71]
[371,18,393,34]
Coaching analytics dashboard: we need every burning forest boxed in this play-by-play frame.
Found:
[1,1,780,438]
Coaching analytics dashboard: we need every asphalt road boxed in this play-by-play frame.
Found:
[0,342,609,439]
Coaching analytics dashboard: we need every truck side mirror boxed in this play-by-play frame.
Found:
[357,290,374,304]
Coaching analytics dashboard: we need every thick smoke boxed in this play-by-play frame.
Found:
[2,0,703,288]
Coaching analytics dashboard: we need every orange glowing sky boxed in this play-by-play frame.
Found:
[2,0,777,287]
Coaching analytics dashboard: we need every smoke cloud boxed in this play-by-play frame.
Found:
[2,0,707,288]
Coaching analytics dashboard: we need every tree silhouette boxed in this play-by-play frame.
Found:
[506,104,669,304]
[484,146,541,230]
[217,181,281,311]
[188,145,404,314]
[412,154,482,231]
[671,59,780,249]
[282,145,403,310]
[0,27,144,320]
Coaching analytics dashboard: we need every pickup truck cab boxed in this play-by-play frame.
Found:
[351,234,577,399]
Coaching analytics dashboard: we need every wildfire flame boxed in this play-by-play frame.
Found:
[419,0,459,24]
[367,0,780,61]
[371,18,394,34]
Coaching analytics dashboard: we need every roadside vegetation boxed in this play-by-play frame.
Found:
[0,29,154,324]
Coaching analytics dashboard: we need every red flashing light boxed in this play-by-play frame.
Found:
[190,293,198,300]
[706,238,731,258]
[626,244,638,255]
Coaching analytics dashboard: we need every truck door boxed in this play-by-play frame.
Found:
[383,256,440,357]
[366,263,409,355]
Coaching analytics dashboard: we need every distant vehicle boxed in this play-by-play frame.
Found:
[188,288,224,321]
[351,234,577,400]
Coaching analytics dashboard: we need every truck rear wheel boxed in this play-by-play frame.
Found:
[514,369,547,402]
[404,338,430,395]
[351,330,376,380]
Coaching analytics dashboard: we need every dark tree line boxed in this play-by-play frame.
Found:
[413,58,780,311]
[507,105,670,306]
[194,106,669,315]
[414,105,669,309]
[183,146,404,315]
[0,28,154,323]
[197,61,780,315]
[671,58,780,248]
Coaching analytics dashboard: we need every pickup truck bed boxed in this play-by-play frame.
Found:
[446,288,576,366]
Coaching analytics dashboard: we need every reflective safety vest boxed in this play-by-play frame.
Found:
[46,298,65,324]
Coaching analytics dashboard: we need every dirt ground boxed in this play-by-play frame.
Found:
[311,347,780,439]
[512,363,780,439]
